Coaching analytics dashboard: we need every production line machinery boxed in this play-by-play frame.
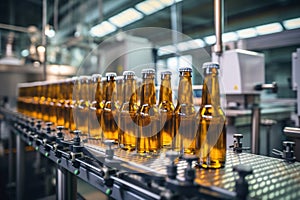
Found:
[1,107,300,200]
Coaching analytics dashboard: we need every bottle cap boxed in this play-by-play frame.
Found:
[123,71,135,79]
[178,66,192,72]
[161,71,172,79]
[91,74,102,83]
[79,75,91,83]
[141,68,155,74]
[105,72,117,77]
[202,62,220,69]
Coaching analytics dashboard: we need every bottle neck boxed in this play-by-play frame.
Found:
[177,72,193,105]
[201,68,221,106]
[79,81,89,103]
[159,78,172,104]
[123,78,137,104]
[140,78,156,105]
[105,78,116,102]
[94,81,102,103]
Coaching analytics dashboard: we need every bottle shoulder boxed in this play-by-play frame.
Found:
[158,101,175,112]
[174,103,196,116]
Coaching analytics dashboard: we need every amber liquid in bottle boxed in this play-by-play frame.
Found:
[116,76,123,110]
[64,78,77,134]
[42,82,50,122]
[174,67,197,154]
[101,73,119,142]
[136,69,161,153]
[36,84,43,120]
[89,74,103,139]
[158,71,174,148]
[119,71,138,150]
[77,76,90,135]
[49,82,58,124]
[56,80,65,126]
[198,62,226,169]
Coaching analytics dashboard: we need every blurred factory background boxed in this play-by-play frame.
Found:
[0,0,300,199]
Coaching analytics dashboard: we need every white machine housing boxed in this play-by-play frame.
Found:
[213,49,265,94]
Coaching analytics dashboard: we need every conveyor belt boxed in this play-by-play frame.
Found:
[84,141,300,200]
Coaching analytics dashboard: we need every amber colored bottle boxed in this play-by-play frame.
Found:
[174,67,197,155]
[56,80,65,126]
[49,81,58,124]
[64,78,77,132]
[41,82,50,122]
[77,76,91,135]
[89,74,103,139]
[198,62,226,169]
[35,83,43,120]
[158,71,175,148]
[101,72,119,142]
[119,71,138,150]
[116,76,123,110]
[136,69,161,153]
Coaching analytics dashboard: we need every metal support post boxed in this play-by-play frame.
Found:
[56,166,77,200]
[213,0,224,59]
[251,106,261,154]
[16,134,25,200]
[8,126,14,185]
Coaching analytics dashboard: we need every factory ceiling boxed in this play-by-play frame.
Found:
[0,0,300,58]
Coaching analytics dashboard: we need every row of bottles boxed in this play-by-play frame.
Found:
[17,62,226,168]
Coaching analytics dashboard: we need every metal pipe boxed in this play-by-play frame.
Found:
[213,0,224,55]
[16,134,25,200]
[56,166,77,200]
[251,106,261,154]
[0,23,28,33]
[8,126,14,186]
[42,0,47,81]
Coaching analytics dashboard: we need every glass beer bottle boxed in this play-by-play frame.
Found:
[174,67,197,154]
[64,78,77,133]
[158,71,174,148]
[116,76,123,110]
[136,69,161,153]
[119,71,138,150]
[198,62,226,169]
[101,72,119,142]
[89,74,102,139]
[56,80,65,126]
[77,76,90,135]
[49,81,58,124]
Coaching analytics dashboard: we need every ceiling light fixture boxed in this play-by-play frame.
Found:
[158,45,176,56]
[255,22,283,35]
[108,8,143,27]
[204,35,216,45]
[135,0,182,15]
[222,32,238,42]
[236,28,258,39]
[283,17,300,30]
[90,21,116,37]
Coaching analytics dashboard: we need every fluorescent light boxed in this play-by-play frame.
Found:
[136,0,165,15]
[283,17,300,30]
[237,28,258,39]
[222,32,238,42]
[109,8,143,27]
[177,39,205,51]
[90,21,116,37]
[136,0,181,15]
[189,39,205,48]
[177,42,190,51]
[158,45,176,56]
[204,35,216,45]
[255,22,283,35]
